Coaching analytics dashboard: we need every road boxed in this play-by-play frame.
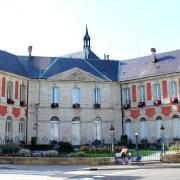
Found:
[0,164,180,180]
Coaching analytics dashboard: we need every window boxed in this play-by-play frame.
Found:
[169,81,177,98]
[125,119,132,140]
[153,83,161,100]
[172,115,180,138]
[94,117,102,140]
[94,88,101,104]
[138,86,145,101]
[19,118,25,141]
[72,88,80,104]
[72,117,81,145]
[50,116,59,140]
[52,87,59,103]
[5,116,13,140]
[123,88,131,104]
[140,118,148,139]
[20,84,26,102]
[156,116,163,139]
[7,81,13,99]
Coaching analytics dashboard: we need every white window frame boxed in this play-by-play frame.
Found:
[123,88,131,104]
[153,83,161,100]
[140,118,148,139]
[19,118,25,141]
[94,118,102,140]
[156,117,163,139]
[94,88,101,104]
[52,87,59,104]
[7,81,13,99]
[72,117,81,145]
[20,84,26,102]
[72,88,80,104]
[125,119,132,140]
[50,116,59,140]
[172,115,180,138]
[169,81,177,98]
[139,86,145,101]
[5,116,13,140]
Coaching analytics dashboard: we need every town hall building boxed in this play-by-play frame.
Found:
[0,27,180,145]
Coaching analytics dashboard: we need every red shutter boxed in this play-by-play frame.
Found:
[162,80,168,99]
[146,82,152,100]
[2,77,6,97]
[132,85,137,102]
[15,81,19,99]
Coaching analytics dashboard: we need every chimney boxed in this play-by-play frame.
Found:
[28,46,32,59]
[104,53,106,60]
[106,55,110,60]
[151,48,156,63]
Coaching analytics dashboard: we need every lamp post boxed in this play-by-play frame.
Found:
[135,133,139,160]
[160,124,165,160]
[110,124,115,154]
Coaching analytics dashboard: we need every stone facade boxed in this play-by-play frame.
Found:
[28,68,122,144]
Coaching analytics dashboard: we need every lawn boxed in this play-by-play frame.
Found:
[129,149,157,157]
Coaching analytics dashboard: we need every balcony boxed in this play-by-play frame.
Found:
[94,103,101,109]
[154,99,161,106]
[72,103,80,109]
[138,101,145,108]
[171,97,178,104]
[51,103,59,108]
[7,98,14,105]
[123,103,131,110]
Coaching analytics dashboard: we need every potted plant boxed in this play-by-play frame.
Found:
[94,103,101,109]
[72,103,80,108]
[154,99,161,106]
[171,97,178,104]
[7,98,14,105]
[20,101,26,107]
[123,103,130,109]
[51,103,59,108]
[138,101,145,108]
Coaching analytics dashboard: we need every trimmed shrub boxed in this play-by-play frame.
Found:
[45,150,59,157]
[91,139,101,147]
[0,143,19,154]
[57,142,74,154]
[18,149,31,157]
[80,145,90,152]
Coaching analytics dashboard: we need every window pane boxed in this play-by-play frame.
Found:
[72,121,81,145]
[52,87,59,103]
[94,88,100,104]
[73,88,80,104]
[139,86,145,101]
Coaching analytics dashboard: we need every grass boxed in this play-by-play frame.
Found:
[129,150,157,157]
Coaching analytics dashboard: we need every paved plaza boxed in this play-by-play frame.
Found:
[0,163,180,180]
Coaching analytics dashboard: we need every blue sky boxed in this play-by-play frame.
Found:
[0,0,180,60]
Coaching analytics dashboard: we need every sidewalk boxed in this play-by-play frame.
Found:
[88,162,180,171]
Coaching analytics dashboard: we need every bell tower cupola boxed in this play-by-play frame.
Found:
[83,25,91,49]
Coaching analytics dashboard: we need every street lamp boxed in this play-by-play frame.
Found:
[110,124,115,154]
[135,132,139,160]
[160,124,165,160]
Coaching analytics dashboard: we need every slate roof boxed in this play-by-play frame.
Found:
[1,48,180,82]
[62,49,100,60]
[0,50,28,77]
[120,49,180,81]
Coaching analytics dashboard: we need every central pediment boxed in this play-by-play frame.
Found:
[48,68,104,81]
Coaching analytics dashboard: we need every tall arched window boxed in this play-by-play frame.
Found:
[72,117,81,145]
[153,83,161,100]
[20,84,26,102]
[19,118,25,141]
[50,116,59,140]
[140,118,148,139]
[172,115,180,138]
[7,81,13,99]
[156,116,163,139]
[94,117,102,140]
[5,116,13,140]
[125,119,132,140]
